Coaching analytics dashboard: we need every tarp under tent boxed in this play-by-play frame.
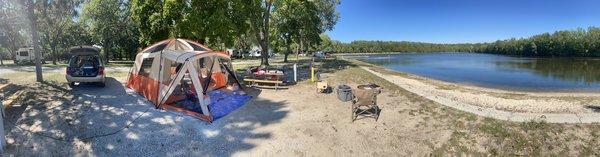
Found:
[126,38,251,123]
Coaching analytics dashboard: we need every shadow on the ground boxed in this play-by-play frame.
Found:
[3,77,288,156]
[585,105,600,112]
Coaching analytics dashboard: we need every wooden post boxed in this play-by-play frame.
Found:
[310,66,315,82]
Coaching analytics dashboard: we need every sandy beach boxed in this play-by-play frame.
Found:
[348,58,600,114]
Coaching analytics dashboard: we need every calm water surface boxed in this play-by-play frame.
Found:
[351,53,600,91]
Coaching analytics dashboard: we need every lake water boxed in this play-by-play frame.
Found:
[350,53,600,91]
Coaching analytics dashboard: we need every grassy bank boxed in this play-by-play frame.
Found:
[324,59,600,155]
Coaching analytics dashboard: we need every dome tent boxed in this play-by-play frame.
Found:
[126,38,251,123]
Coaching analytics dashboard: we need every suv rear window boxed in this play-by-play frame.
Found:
[69,55,101,67]
[19,52,28,56]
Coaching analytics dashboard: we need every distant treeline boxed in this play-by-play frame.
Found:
[329,41,484,53]
[330,27,600,57]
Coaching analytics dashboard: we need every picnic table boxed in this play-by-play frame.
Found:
[243,68,285,90]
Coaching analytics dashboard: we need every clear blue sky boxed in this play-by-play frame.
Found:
[327,0,600,43]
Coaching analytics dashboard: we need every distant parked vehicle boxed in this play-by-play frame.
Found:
[314,51,325,59]
[15,47,45,64]
[249,51,261,58]
[66,46,105,87]
[233,50,253,59]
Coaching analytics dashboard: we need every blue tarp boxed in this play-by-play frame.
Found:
[175,89,252,120]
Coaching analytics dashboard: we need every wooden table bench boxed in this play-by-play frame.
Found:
[243,78,284,90]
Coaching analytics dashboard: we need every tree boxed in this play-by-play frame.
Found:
[319,34,334,52]
[329,27,600,57]
[82,0,138,62]
[35,0,83,64]
[248,0,274,65]
[131,0,254,50]
[270,0,340,62]
[131,0,166,46]
[234,31,257,58]
[270,0,300,62]
[23,0,42,82]
[0,0,27,63]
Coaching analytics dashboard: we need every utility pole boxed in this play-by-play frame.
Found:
[26,0,43,82]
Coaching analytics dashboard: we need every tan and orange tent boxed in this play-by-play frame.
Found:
[126,38,250,123]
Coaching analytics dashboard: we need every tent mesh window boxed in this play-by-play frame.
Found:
[139,58,154,77]
[218,59,238,85]
[187,41,206,51]
[143,43,168,53]
[167,61,182,84]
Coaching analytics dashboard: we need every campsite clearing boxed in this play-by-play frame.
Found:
[0,58,599,156]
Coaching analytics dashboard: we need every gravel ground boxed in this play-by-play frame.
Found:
[2,59,599,156]
[2,64,445,156]
[2,78,282,156]
[0,66,130,74]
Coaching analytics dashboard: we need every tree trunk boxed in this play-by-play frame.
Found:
[8,38,18,63]
[284,36,291,63]
[103,38,110,63]
[26,0,43,82]
[260,40,269,65]
[296,43,299,61]
[300,36,304,57]
[51,44,57,65]
[10,50,16,63]
[258,1,273,66]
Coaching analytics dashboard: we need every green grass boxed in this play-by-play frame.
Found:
[106,60,134,67]
[0,60,14,65]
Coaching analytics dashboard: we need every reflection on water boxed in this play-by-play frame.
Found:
[496,58,600,83]
[352,53,600,91]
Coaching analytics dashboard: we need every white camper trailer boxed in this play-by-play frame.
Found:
[15,47,44,64]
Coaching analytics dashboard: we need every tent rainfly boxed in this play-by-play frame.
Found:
[126,38,251,123]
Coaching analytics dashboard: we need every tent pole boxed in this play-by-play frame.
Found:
[157,62,186,107]
[157,51,163,106]
[187,63,211,117]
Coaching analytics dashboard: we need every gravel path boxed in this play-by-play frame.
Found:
[2,78,280,156]
[2,66,447,156]
[362,66,600,123]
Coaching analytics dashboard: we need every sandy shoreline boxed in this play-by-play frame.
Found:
[344,60,600,114]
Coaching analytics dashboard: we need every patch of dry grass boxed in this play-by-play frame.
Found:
[326,58,600,155]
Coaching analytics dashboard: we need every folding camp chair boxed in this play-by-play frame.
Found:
[351,88,380,122]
